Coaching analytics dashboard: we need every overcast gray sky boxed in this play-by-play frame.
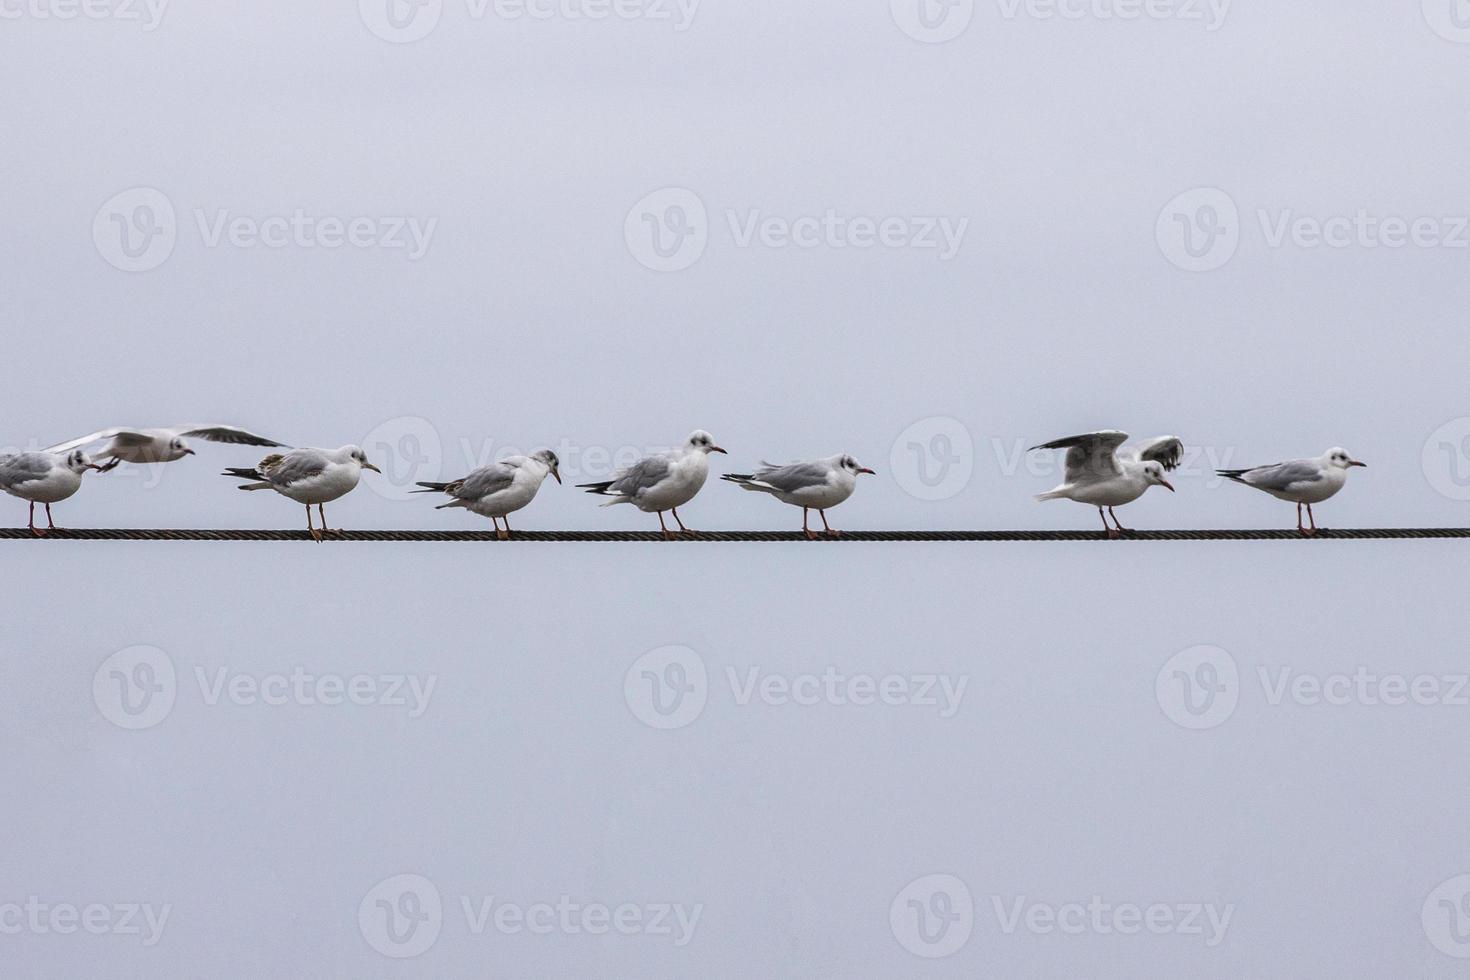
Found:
[4,1,1470,976]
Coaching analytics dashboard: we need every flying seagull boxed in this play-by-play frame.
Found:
[223,446,379,542]
[413,450,561,540]
[1030,430,1181,537]
[1217,447,1365,536]
[578,430,726,539]
[721,454,874,539]
[47,425,287,472]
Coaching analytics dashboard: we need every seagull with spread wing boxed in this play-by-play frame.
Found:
[577,430,727,539]
[47,425,287,472]
[721,454,874,539]
[412,449,561,540]
[1029,430,1181,537]
[1217,447,1365,536]
[223,445,379,542]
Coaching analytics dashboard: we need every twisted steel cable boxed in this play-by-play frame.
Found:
[1,528,1467,542]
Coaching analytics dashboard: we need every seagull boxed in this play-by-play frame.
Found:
[1217,448,1366,536]
[1030,430,1181,537]
[721,454,874,539]
[0,449,102,535]
[46,425,287,472]
[412,450,561,540]
[577,430,727,539]
[223,446,380,542]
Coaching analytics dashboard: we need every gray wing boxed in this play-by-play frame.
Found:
[451,462,518,500]
[176,425,287,448]
[752,461,832,493]
[0,452,55,488]
[1239,460,1324,492]
[266,450,329,487]
[1031,430,1129,483]
[609,454,672,497]
[44,428,146,453]
[1133,436,1184,471]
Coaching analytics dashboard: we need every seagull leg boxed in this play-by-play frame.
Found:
[97,457,122,473]
[28,501,43,537]
[318,503,341,538]
[306,504,322,543]
[1108,507,1132,534]
[1099,507,1120,540]
[1306,504,1318,536]
[820,509,841,537]
[498,515,511,541]
[45,503,56,531]
[802,508,817,541]
[657,511,675,541]
[671,507,695,536]
[1296,503,1308,537]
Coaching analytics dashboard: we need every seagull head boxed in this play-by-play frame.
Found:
[345,445,382,473]
[532,449,562,484]
[686,430,727,455]
[1142,461,1175,492]
[838,454,875,476]
[170,437,196,457]
[1325,447,1366,470]
[65,450,102,474]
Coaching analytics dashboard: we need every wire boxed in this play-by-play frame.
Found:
[2,528,1468,542]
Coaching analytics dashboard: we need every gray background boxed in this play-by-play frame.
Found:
[4,0,1470,975]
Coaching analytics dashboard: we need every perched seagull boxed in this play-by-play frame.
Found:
[577,430,727,539]
[1030,430,1181,537]
[1217,448,1366,536]
[721,454,874,539]
[412,450,561,540]
[0,449,102,536]
[46,425,287,472]
[223,446,379,542]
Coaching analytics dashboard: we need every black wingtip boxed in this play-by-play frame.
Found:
[721,473,754,482]
[412,482,450,493]
[576,481,614,494]
[221,467,262,480]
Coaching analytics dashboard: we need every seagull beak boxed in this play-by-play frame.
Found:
[363,461,382,473]
[711,446,728,454]
[857,467,875,475]
[86,463,103,471]
[1349,460,1367,468]
[1159,479,1175,492]
[182,448,196,456]
[551,468,562,484]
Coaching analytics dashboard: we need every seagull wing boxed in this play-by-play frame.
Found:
[264,449,330,487]
[1234,460,1324,493]
[0,452,56,489]
[174,425,288,448]
[43,428,148,453]
[451,462,519,501]
[608,454,672,498]
[1133,436,1184,472]
[1030,430,1129,483]
[750,460,833,493]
